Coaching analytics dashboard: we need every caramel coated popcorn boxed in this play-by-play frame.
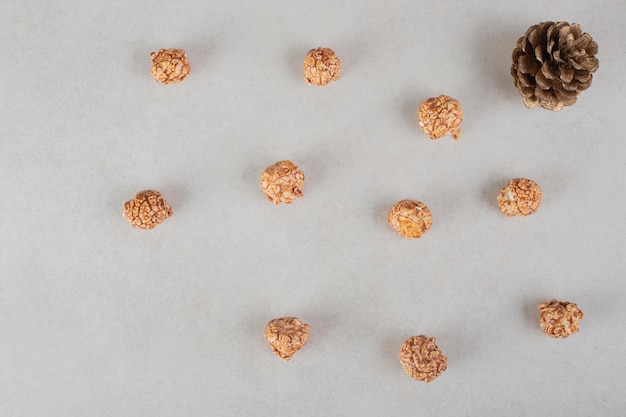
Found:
[304,47,341,86]
[538,300,584,338]
[497,178,542,217]
[123,190,173,229]
[264,317,310,361]
[150,49,190,84]
[388,200,432,239]
[260,160,304,205]
[418,95,463,140]
[399,335,447,382]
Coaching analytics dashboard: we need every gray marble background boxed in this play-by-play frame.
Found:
[1,0,624,416]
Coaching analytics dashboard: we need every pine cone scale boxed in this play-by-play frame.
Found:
[575,70,592,83]
[541,62,558,80]
[535,69,552,90]
[532,44,545,61]
[523,96,537,109]
[554,89,577,106]
[561,80,581,92]
[527,23,549,47]
[518,73,534,88]
[576,56,599,72]
[517,55,541,76]
[559,66,575,83]
[535,87,559,110]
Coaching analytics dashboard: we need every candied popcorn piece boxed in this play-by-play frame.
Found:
[123,190,173,229]
[304,47,341,86]
[388,200,433,239]
[260,160,304,205]
[538,299,584,338]
[399,335,447,382]
[150,48,190,84]
[418,95,463,140]
[264,317,310,361]
[497,178,542,217]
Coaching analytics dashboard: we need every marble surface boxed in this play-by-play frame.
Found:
[1,0,625,416]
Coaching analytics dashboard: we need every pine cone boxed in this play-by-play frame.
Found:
[511,21,598,111]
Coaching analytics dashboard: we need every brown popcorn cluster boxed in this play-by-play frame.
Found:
[418,95,463,140]
[123,190,173,229]
[388,200,433,239]
[260,160,305,205]
[497,178,542,217]
[304,47,341,86]
[399,335,447,382]
[264,317,310,361]
[538,299,584,338]
[150,48,190,84]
